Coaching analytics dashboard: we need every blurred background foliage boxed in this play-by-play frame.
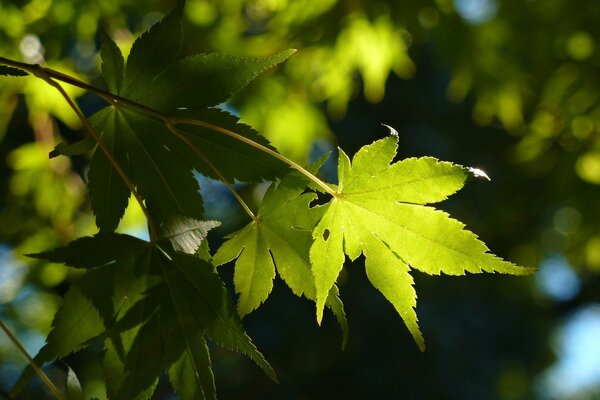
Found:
[1,0,600,398]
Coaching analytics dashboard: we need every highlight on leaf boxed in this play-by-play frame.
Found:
[309,136,534,349]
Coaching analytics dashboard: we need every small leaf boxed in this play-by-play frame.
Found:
[363,237,424,351]
[324,285,348,349]
[49,137,96,158]
[310,200,345,325]
[88,108,131,232]
[100,31,125,94]
[216,222,276,317]
[169,251,277,382]
[122,1,184,95]
[168,334,216,400]
[215,165,348,341]
[134,50,296,111]
[159,217,220,255]
[0,65,28,77]
[381,123,398,137]
[27,233,147,268]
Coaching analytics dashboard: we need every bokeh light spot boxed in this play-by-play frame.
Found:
[538,304,600,398]
[576,152,600,184]
[567,31,595,61]
[19,34,44,63]
[454,0,498,24]
[553,207,581,235]
[535,255,581,302]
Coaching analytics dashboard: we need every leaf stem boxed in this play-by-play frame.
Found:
[175,118,338,197]
[23,64,159,241]
[165,122,257,221]
[0,57,338,198]
[0,319,66,400]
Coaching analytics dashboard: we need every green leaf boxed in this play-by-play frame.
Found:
[324,284,348,349]
[87,108,131,232]
[92,103,294,226]
[17,234,274,399]
[134,50,296,111]
[0,65,28,77]
[89,107,204,230]
[169,107,287,182]
[363,235,423,351]
[158,217,220,254]
[310,136,534,348]
[27,232,147,268]
[10,264,117,397]
[214,221,275,317]
[122,1,184,96]
[169,250,277,382]
[49,136,96,158]
[100,31,125,94]
[214,167,348,344]
[115,109,204,226]
[88,0,293,233]
[168,333,216,400]
[87,103,286,232]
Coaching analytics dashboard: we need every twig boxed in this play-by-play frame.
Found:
[0,319,66,400]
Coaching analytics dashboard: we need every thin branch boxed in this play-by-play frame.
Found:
[0,57,338,197]
[27,65,159,241]
[0,56,338,198]
[175,118,338,197]
[166,122,257,221]
[0,319,66,400]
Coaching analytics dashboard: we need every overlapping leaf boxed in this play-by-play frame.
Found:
[13,233,274,400]
[5,1,536,398]
[310,136,534,350]
[52,1,292,232]
[214,168,348,346]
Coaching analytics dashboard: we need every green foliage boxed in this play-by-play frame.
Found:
[309,137,534,350]
[85,9,292,233]
[1,1,535,399]
[213,161,349,346]
[22,232,274,400]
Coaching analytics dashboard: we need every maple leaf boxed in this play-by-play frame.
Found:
[214,166,348,346]
[13,233,274,400]
[51,1,293,232]
[310,136,535,350]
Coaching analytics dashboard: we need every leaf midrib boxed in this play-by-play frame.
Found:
[343,170,465,198]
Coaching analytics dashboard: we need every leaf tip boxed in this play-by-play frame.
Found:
[315,306,324,326]
[467,167,491,181]
[381,123,399,138]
